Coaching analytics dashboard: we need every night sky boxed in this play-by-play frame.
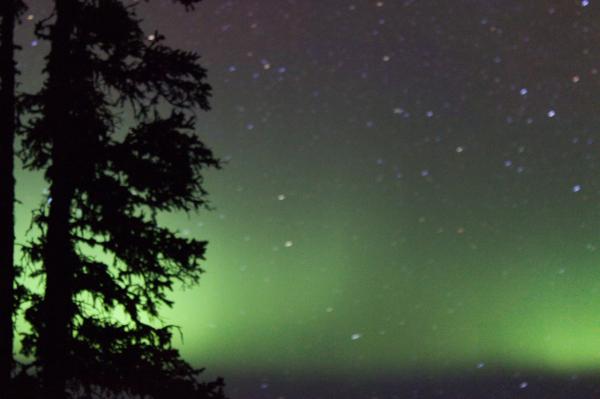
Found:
[12,0,600,398]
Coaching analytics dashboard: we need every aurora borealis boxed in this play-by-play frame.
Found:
[11,0,600,397]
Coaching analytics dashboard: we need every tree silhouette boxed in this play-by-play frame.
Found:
[18,0,226,397]
[0,0,26,393]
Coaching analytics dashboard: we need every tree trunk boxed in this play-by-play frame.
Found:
[40,182,76,399]
[39,0,78,397]
[0,0,17,392]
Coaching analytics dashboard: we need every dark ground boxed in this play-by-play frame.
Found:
[224,371,600,399]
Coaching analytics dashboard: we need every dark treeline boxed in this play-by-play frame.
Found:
[0,1,227,398]
[0,0,25,395]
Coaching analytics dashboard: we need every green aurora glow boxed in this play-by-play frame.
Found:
[12,2,600,395]
[15,159,600,379]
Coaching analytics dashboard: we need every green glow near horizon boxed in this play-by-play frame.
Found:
[14,163,600,380]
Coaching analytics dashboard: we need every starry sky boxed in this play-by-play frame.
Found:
[12,0,600,398]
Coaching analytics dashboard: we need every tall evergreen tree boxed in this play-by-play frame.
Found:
[0,0,26,392]
[19,0,226,397]
[20,1,80,396]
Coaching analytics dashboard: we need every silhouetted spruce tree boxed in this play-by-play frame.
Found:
[18,0,226,398]
[19,1,81,397]
[0,0,27,393]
